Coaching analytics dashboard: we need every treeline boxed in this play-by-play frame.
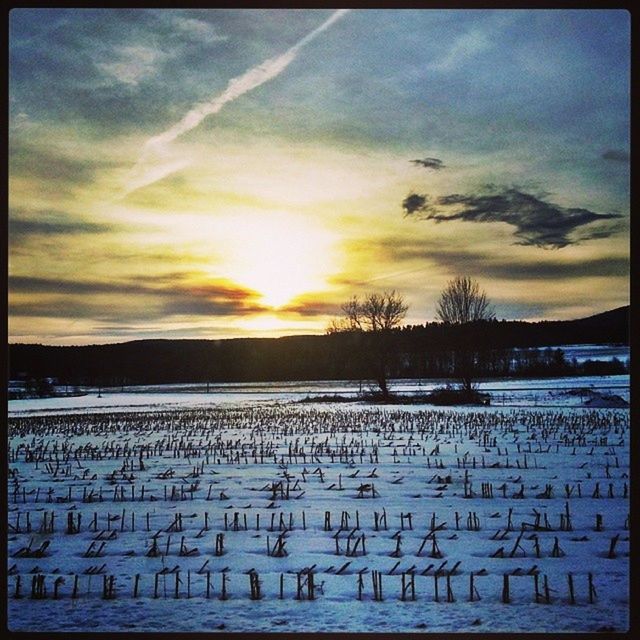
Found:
[8,306,629,387]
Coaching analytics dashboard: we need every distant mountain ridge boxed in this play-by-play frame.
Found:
[561,305,629,331]
[8,306,629,386]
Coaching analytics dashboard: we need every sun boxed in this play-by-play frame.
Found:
[222,212,336,308]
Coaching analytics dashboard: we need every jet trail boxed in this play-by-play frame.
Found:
[124,10,350,194]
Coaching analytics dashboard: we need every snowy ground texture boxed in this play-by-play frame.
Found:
[7,377,630,633]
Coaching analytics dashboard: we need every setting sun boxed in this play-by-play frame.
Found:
[221,212,337,308]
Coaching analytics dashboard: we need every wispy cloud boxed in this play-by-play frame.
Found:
[428,28,491,72]
[379,240,629,281]
[9,272,268,320]
[10,111,32,131]
[9,213,115,239]
[170,16,229,42]
[124,9,350,194]
[96,44,166,86]
[10,140,116,191]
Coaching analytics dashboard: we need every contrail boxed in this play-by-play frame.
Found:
[124,9,350,194]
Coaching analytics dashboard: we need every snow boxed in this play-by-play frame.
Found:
[7,374,630,416]
[7,376,629,633]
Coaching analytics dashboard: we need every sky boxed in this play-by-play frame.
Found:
[8,8,630,345]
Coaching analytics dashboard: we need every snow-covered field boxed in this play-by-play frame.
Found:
[7,377,630,633]
[7,373,630,415]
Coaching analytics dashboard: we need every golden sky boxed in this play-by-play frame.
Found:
[9,9,629,344]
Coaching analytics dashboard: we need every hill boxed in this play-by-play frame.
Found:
[8,306,629,386]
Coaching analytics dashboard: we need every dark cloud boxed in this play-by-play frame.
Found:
[160,296,263,318]
[9,299,104,319]
[159,279,267,317]
[9,141,122,191]
[376,238,629,281]
[435,251,628,280]
[10,143,94,185]
[9,273,267,320]
[601,149,629,163]
[405,187,621,248]
[9,215,115,238]
[495,256,628,280]
[402,193,430,216]
[410,157,445,170]
[9,276,143,296]
[280,297,341,317]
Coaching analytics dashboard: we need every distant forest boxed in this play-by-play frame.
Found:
[8,306,629,387]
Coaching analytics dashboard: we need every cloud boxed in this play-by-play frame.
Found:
[10,141,106,188]
[410,157,445,170]
[10,111,32,130]
[9,212,115,240]
[88,324,238,339]
[170,16,229,43]
[420,250,627,281]
[96,45,165,86]
[402,193,430,216]
[484,256,628,280]
[9,272,268,320]
[10,299,105,320]
[280,296,341,317]
[404,187,621,248]
[428,28,491,72]
[372,237,629,281]
[9,276,141,296]
[124,9,350,194]
[160,295,263,318]
[601,149,629,163]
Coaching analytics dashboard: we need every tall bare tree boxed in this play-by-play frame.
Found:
[437,276,494,324]
[328,290,408,398]
[436,276,494,393]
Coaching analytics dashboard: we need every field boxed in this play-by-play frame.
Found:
[7,380,630,633]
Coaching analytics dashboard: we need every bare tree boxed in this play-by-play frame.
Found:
[343,292,408,331]
[436,276,494,394]
[437,276,494,324]
[328,291,408,399]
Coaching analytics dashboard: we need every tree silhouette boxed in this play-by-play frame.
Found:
[437,276,494,325]
[436,276,494,393]
[329,291,408,399]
